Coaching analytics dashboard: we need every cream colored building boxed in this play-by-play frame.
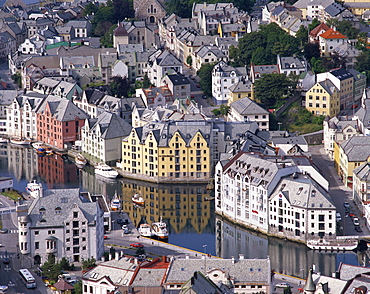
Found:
[305,79,340,116]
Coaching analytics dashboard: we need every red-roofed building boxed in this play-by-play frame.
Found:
[309,22,330,43]
[319,28,347,56]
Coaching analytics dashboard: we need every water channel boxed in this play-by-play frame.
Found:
[0,143,366,278]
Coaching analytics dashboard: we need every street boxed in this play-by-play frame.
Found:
[309,145,368,236]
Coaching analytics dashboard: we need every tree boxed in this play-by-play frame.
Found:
[143,73,151,88]
[100,24,117,48]
[165,0,193,18]
[109,76,131,97]
[254,73,295,107]
[326,19,360,39]
[186,55,193,67]
[112,0,134,22]
[308,18,320,32]
[82,2,98,17]
[82,258,97,270]
[197,63,215,96]
[74,281,82,294]
[60,257,73,271]
[11,73,22,88]
[41,255,63,282]
[295,25,308,47]
[304,42,320,60]
[94,21,113,37]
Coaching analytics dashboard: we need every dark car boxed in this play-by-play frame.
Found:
[343,202,350,209]
[355,226,363,233]
[3,257,9,264]
[117,219,124,225]
[0,228,8,234]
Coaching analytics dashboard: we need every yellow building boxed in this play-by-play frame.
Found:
[121,178,213,234]
[305,79,340,117]
[341,0,370,16]
[120,121,211,183]
[334,136,370,188]
[228,80,254,105]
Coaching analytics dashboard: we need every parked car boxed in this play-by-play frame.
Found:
[0,228,8,234]
[122,224,129,234]
[355,226,363,233]
[336,212,342,222]
[343,202,350,209]
[353,217,360,226]
[117,219,124,225]
[3,257,9,264]
[276,282,291,288]
[202,95,207,99]
[196,84,200,88]
[190,94,195,98]
[0,285,9,293]
[130,243,144,248]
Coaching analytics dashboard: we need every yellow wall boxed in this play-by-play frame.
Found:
[305,83,340,116]
[228,90,253,105]
[121,128,211,182]
[120,179,212,234]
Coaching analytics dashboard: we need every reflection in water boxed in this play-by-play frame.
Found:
[216,215,363,278]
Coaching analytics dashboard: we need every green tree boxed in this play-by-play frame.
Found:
[100,24,117,47]
[92,5,114,36]
[197,63,215,96]
[304,42,320,60]
[11,73,22,88]
[136,247,146,256]
[186,55,193,67]
[82,2,98,16]
[283,286,292,294]
[60,257,73,271]
[41,255,63,282]
[326,19,360,39]
[295,25,308,47]
[143,73,151,88]
[74,281,82,294]
[254,73,295,107]
[112,0,134,22]
[165,0,193,18]
[82,258,97,270]
[308,18,321,32]
[109,76,131,97]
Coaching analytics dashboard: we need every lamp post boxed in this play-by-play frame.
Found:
[112,220,115,248]
[203,244,207,256]
[300,268,305,280]
[278,122,282,131]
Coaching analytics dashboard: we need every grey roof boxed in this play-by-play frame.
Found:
[60,55,95,68]
[325,2,345,17]
[118,44,143,54]
[338,263,370,281]
[353,162,370,182]
[27,188,98,228]
[251,64,279,75]
[131,268,167,286]
[214,61,246,77]
[83,258,138,286]
[165,74,190,85]
[326,116,358,132]
[37,95,88,121]
[271,135,308,146]
[317,79,337,96]
[354,99,370,128]
[87,111,131,139]
[64,20,90,28]
[340,136,370,162]
[270,173,335,210]
[165,258,270,284]
[0,90,18,106]
[230,96,268,116]
[330,68,353,81]
[35,77,60,88]
[228,80,252,93]
[154,50,182,67]
[279,56,306,70]
[195,45,226,59]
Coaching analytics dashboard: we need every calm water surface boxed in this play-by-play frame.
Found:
[0,144,364,277]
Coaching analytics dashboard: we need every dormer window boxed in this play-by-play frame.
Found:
[39,207,46,215]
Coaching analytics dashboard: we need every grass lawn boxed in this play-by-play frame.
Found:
[1,190,22,201]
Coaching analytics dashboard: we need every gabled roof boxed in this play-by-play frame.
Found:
[310,22,330,37]
[230,97,268,116]
[87,111,131,139]
[319,27,347,39]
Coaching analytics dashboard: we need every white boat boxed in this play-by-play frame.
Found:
[132,193,145,206]
[94,162,118,179]
[10,137,31,145]
[75,154,87,166]
[32,142,44,149]
[26,180,42,198]
[151,216,168,239]
[306,238,358,251]
[138,223,153,237]
[110,192,121,211]
[0,137,8,144]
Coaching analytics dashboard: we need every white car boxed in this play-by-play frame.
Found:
[353,217,360,226]
[0,285,8,293]
[276,282,291,288]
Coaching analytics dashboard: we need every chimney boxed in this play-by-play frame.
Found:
[239,254,244,260]
[162,256,167,263]
[38,184,43,197]
[134,258,138,265]
[109,253,112,260]
[231,256,235,264]
[186,255,189,259]
[115,253,119,260]
[120,251,124,257]
[101,256,105,262]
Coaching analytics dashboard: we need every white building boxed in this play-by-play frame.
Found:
[269,173,336,242]
[17,188,104,265]
[212,61,247,105]
[215,151,329,235]
[6,92,45,140]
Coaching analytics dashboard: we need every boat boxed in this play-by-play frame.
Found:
[151,216,168,239]
[32,142,44,149]
[205,196,215,201]
[132,193,145,206]
[94,162,118,179]
[10,137,31,145]
[138,223,153,237]
[0,137,8,144]
[75,154,87,167]
[306,238,358,251]
[45,146,53,155]
[110,192,121,211]
[26,180,42,198]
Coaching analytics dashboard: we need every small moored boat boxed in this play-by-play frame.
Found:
[10,137,31,145]
[132,193,145,206]
[110,192,121,211]
[75,154,87,167]
[95,162,118,179]
[138,223,153,237]
[151,216,168,239]
[0,137,8,144]
[26,180,42,198]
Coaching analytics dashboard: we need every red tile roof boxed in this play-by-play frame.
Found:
[310,22,330,37]
[319,28,346,39]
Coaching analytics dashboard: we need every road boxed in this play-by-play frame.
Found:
[309,145,368,236]
[0,195,50,294]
